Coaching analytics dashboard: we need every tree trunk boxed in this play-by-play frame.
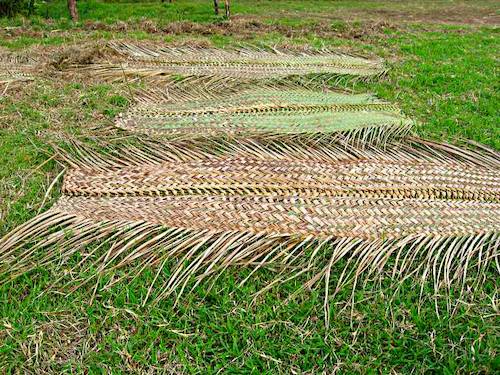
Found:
[67,0,79,22]
[28,0,36,15]
[224,0,230,18]
[214,0,219,15]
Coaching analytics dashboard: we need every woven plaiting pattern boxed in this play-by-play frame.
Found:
[0,70,33,84]
[126,103,400,118]
[107,42,386,79]
[117,88,412,140]
[54,195,500,240]
[53,155,500,240]
[1,147,499,303]
[0,64,36,85]
[142,89,383,107]
[62,157,500,202]
[0,52,37,87]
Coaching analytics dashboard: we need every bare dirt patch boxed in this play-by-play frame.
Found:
[76,16,435,41]
[345,6,499,26]
[276,1,500,26]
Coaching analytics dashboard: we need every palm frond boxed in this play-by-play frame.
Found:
[0,51,38,92]
[0,49,37,65]
[82,41,387,84]
[117,86,413,145]
[0,69,34,87]
[1,143,498,312]
[52,129,500,172]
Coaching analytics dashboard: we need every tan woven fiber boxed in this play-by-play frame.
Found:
[57,155,500,240]
[0,58,36,88]
[54,195,500,240]
[0,50,42,92]
[1,148,499,309]
[85,42,386,83]
[63,157,499,203]
[0,69,33,84]
[111,42,384,75]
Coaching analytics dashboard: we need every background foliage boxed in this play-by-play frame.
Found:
[0,0,35,17]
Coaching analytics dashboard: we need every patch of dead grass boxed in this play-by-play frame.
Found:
[20,314,91,369]
[49,44,105,70]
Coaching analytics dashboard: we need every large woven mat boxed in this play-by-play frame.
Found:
[59,156,499,238]
[2,149,498,303]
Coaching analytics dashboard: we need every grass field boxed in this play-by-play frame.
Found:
[0,1,499,372]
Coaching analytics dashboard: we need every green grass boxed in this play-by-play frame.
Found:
[368,28,500,148]
[6,0,497,26]
[1,263,498,372]
[0,0,499,372]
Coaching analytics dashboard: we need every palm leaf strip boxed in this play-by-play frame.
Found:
[1,144,498,310]
[85,41,386,84]
[118,87,413,145]
[0,51,37,90]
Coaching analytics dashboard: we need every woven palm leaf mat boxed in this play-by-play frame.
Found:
[86,41,386,83]
[0,52,37,91]
[118,87,413,144]
[2,148,499,306]
[0,68,33,86]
